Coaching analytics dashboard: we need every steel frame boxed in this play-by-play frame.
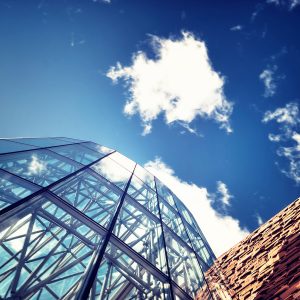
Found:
[0,137,216,300]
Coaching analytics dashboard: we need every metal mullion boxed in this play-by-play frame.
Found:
[38,210,95,248]
[46,147,98,168]
[0,168,42,190]
[0,139,88,156]
[116,209,145,241]
[22,252,93,299]
[48,191,107,237]
[10,210,37,293]
[20,216,67,262]
[131,168,156,192]
[0,150,115,220]
[106,256,150,290]
[160,206,210,268]
[154,177,175,300]
[125,192,161,224]
[177,200,216,261]
[87,167,127,196]
[171,195,215,300]
[75,163,137,300]
[16,232,69,295]
[76,180,118,216]
[54,176,117,218]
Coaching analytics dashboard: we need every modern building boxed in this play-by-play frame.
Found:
[0,137,216,300]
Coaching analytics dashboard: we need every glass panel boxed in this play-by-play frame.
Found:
[54,137,85,143]
[159,198,191,246]
[0,195,103,299]
[0,170,40,211]
[0,149,81,187]
[91,157,131,190]
[173,196,199,232]
[50,144,105,165]
[108,151,135,173]
[81,142,114,156]
[156,179,175,206]
[133,164,155,189]
[113,198,167,272]
[127,175,158,215]
[164,226,205,298]
[0,139,37,154]
[174,197,215,265]
[51,170,123,228]
[184,224,214,268]
[8,138,71,148]
[89,242,171,300]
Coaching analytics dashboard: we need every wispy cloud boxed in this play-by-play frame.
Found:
[107,31,233,136]
[255,214,264,226]
[216,181,233,207]
[263,102,299,125]
[144,157,248,256]
[230,25,243,31]
[92,0,111,3]
[263,102,300,184]
[259,65,278,97]
[251,3,265,21]
[266,0,300,10]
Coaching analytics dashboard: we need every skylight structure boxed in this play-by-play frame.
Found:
[0,137,216,299]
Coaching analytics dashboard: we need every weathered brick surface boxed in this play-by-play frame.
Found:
[196,198,300,300]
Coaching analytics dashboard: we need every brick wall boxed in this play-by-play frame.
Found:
[197,198,300,300]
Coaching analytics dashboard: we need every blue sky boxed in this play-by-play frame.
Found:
[0,0,299,255]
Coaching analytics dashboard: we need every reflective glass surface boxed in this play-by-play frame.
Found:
[113,197,167,272]
[90,242,171,300]
[0,170,40,211]
[156,179,176,206]
[0,140,37,154]
[127,175,158,215]
[0,194,103,299]
[0,149,81,187]
[54,137,85,143]
[81,142,114,156]
[134,163,155,189]
[8,137,72,148]
[159,197,192,246]
[164,226,205,297]
[49,144,105,165]
[0,138,215,300]
[108,151,136,173]
[91,156,132,190]
[51,170,123,228]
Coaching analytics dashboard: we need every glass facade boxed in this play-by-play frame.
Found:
[0,137,216,300]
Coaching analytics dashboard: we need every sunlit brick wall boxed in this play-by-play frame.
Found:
[196,198,300,300]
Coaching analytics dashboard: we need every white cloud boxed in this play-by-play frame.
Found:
[230,25,243,31]
[28,156,46,175]
[144,157,249,257]
[263,102,300,184]
[277,132,300,183]
[256,214,264,226]
[266,0,300,10]
[262,102,299,125]
[259,65,278,97]
[268,133,282,142]
[107,31,233,135]
[178,122,203,137]
[92,0,111,3]
[216,181,233,207]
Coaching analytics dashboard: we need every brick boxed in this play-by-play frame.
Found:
[195,198,300,300]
